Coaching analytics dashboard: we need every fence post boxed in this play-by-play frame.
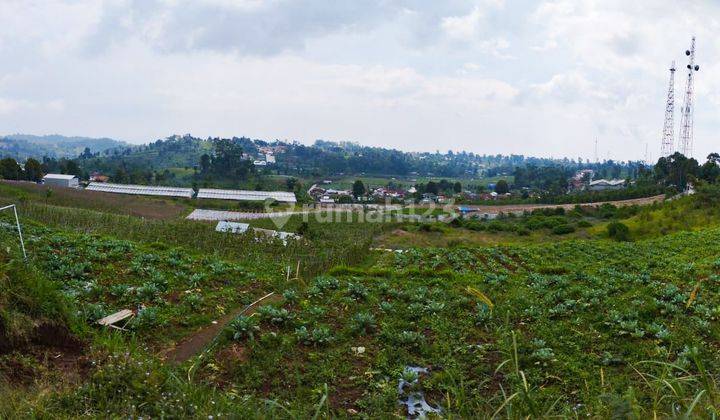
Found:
[0,204,27,261]
[12,205,27,260]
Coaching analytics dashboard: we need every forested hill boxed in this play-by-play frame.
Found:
[0,134,127,160]
[77,134,642,179]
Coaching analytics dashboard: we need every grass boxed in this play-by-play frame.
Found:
[4,185,720,417]
[0,181,189,220]
[375,205,633,249]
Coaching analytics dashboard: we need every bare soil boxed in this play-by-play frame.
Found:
[0,322,88,385]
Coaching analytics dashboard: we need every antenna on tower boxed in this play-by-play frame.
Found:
[660,61,676,157]
[679,36,699,158]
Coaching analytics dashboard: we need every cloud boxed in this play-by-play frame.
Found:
[529,72,611,105]
[84,0,402,56]
[440,1,506,41]
[441,6,485,40]
[1,0,720,161]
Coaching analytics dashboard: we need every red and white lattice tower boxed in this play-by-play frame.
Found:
[660,61,676,157]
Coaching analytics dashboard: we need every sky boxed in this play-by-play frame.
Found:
[1,0,719,162]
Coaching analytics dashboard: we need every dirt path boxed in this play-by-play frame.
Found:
[454,194,664,214]
[164,292,279,364]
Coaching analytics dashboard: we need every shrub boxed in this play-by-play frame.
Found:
[132,307,160,329]
[424,301,445,315]
[282,289,298,303]
[552,224,576,235]
[257,306,292,325]
[379,301,393,312]
[465,221,486,231]
[295,325,333,346]
[228,315,258,341]
[395,330,424,347]
[347,283,369,300]
[474,303,492,325]
[350,312,376,335]
[313,276,339,291]
[135,282,160,302]
[515,226,531,236]
[607,222,631,241]
[182,293,203,310]
[577,220,592,228]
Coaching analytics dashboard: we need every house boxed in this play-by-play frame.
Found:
[265,154,276,164]
[319,196,335,204]
[325,188,351,197]
[371,187,405,199]
[569,169,594,191]
[456,206,476,216]
[589,179,625,191]
[253,160,267,166]
[43,174,79,188]
[90,173,109,183]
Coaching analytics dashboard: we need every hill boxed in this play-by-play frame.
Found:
[0,134,127,160]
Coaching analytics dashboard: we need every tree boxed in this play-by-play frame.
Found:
[495,179,509,194]
[700,153,720,183]
[425,181,439,195]
[212,138,245,175]
[352,180,366,198]
[607,221,630,241]
[79,147,93,159]
[453,181,462,194]
[286,177,299,191]
[24,158,43,182]
[438,179,452,192]
[113,167,129,183]
[654,152,699,189]
[62,160,81,176]
[200,153,211,174]
[0,158,21,180]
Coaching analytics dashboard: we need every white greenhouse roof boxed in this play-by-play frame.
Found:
[85,182,193,198]
[589,179,625,186]
[197,188,297,203]
[216,221,250,234]
[43,174,77,180]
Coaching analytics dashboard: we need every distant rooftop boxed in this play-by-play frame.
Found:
[589,179,625,186]
[43,174,77,180]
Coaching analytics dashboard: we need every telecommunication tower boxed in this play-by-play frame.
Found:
[678,37,699,157]
[660,61,676,157]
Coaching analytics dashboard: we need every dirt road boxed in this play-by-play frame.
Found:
[455,194,664,215]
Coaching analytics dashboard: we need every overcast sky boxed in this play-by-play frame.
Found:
[1,0,719,161]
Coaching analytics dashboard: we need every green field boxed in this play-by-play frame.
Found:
[3,183,720,417]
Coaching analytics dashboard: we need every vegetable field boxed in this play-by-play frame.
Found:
[3,192,720,417]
